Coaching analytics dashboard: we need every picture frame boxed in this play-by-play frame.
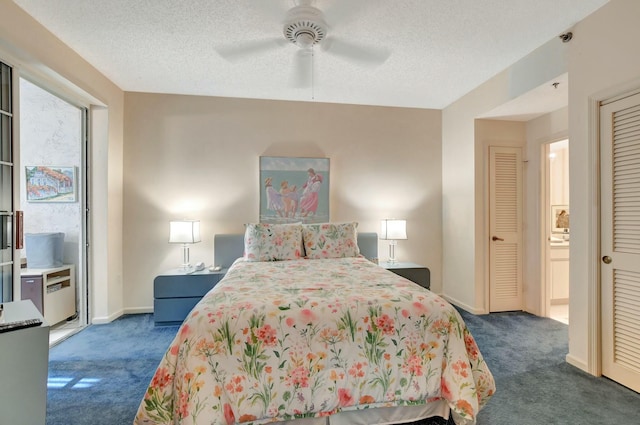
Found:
[551,205,569,233]
[25,166,77,203]
[259,156,330,224]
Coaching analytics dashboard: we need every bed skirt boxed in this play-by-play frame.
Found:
[271,402,450,425]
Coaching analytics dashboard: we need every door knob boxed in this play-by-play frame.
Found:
[602,256,612,264]
[492,236,504,241]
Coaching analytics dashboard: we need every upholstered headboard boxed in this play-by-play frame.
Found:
[214,232,378,268]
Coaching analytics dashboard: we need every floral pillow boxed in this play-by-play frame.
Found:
[302,222,360,259]
[244,223,303,262]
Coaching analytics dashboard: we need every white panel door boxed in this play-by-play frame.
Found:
[601,92,640,392]
[489,146,523,312]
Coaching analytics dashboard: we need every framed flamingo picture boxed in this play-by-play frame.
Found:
[259,156,329,224]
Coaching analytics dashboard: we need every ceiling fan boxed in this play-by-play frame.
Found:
[216,0,391,87]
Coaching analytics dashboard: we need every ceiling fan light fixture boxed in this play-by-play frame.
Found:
[283,5,327,49]
[296,32,316,49]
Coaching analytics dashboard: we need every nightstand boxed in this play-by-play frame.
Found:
[153,268,226,326]
[379,261,430,290]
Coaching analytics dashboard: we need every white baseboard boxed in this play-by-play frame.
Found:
[565,353,589,373]
[124,306,153,315]
[440,294,487,315]
[91,309,123,324]
[91,306,153,324]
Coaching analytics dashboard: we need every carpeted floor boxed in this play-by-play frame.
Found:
[46,310,640,425]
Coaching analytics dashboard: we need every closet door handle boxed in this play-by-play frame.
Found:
[602,256,612,264]
[492,236,504,242]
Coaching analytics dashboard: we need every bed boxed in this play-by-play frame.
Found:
[135,223,494,425]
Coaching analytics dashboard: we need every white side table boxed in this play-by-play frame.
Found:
[21,264,76,326]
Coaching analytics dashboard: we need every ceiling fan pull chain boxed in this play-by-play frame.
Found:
[311,46,315,100]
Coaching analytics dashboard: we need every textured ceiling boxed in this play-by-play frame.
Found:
[13,0,608,111]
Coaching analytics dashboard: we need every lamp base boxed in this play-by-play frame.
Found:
[387,240,398,263]
[179,244,191,270]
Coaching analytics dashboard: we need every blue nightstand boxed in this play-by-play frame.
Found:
[153,268,226,326]
[379,261,430,290]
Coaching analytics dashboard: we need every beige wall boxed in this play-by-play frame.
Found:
[442,37,568,313]
[0,2,125,323]
[443,0,640,375]
[524,107,568,315]
[567,0,640,371]
[123,93,442,310]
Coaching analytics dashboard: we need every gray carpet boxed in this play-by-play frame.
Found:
[46,310,640,425]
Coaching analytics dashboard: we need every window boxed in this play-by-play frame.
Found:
[0,61,13,302]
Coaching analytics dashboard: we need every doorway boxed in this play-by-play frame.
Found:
[18,77,88,345]
[544,139,570,324]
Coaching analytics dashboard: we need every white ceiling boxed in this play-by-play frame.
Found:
[13,0,608,113]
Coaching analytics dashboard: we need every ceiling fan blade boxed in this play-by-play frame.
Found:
[251,0,289,23]
[217,37,287,62]
[322,37,391,66]
[322,0,362,28]
[291,49,313,88]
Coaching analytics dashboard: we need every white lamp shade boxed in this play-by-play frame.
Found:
[380,219,407,240]
[169,220,201,244]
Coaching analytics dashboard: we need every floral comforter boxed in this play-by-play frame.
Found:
[135,257,495,425]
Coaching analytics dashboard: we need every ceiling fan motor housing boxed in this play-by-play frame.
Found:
[283,5,327,49]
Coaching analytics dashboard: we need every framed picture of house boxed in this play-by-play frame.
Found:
[551,205,569,233]
[25,166,77,202]
[259,156,330,224]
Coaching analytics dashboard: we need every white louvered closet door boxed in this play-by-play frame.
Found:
[601,92,640,392]
[489,146,523,312]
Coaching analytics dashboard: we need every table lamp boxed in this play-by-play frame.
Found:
[380,219,407,263]
[169,220,201,270]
